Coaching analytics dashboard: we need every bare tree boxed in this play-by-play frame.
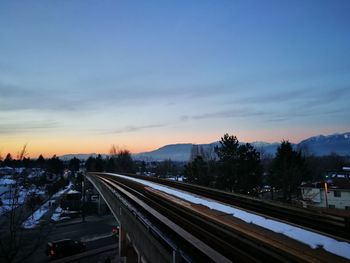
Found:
[0,145,51,263]
[16,144,28,161]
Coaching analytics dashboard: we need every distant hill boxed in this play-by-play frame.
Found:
[60,132,350,162]
[298,132,350,156]
[133,132,350,162]
[133,141,280,162]
[133,144,193,162]
[59,153,107,161]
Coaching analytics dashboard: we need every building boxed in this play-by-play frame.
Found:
[300,167,350,210]
[60,189,82,211]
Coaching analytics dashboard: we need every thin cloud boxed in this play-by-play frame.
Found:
[110,123,169,134]
[0,120,59,135]
[0,81,82,112]
[232,85,350,107]
[182,108,267,121]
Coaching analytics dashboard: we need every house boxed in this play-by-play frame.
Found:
[60,189,82,211]
[300,167,350,210]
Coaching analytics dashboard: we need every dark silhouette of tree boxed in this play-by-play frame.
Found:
[22,157,32,168]
[69,157,80,172]
[16,144,27,160]
[156,159,175,177]
[106,157,116,172]
[305,153,344,181]
[95,154,104,172]
[116,150,134,173]
[36,154,46,169]
[85,156,105,172]
[47,155,63,174]
[85,156,95,172]
[0,170,50,262]
[237,143,262,194]
[47,177,68,196]
[269,140,309,200]
[215,134,240,191]
[215,134,262,193]
[3,153,13,167]
[184,156,212,186]
[107,145,134,173]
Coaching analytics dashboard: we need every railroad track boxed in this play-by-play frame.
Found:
[113,173,350,240]
[91,173,349,263]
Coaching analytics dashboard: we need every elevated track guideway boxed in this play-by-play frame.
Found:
[86,172,350,263]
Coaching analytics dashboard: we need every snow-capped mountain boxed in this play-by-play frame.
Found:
[133,132,350,161]
[298,132,350,156]
[60,132,350,161]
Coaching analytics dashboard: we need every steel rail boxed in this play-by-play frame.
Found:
[93,173,348,263]
[114,173,350,240]
[95,174,231,263]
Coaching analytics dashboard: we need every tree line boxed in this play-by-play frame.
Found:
[0,153,80,175]
[184,134,348,201]
[1,136,347,202]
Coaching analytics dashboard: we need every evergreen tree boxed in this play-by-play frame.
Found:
[184,156,212,186]
[47,155,64,174]
[215,134,262,193]
[36,154,46,169]
[106,157,116,172]
[215,134,240,191]
[3,153,13,167]
[237,143,262,194]
[95,154,104,172]
[269,141,309,200]
[69,157,80,172]
[85,156,96,172]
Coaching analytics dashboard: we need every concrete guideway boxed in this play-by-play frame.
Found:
[85,173,346,262]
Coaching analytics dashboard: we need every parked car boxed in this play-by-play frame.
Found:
[46,239,85,259]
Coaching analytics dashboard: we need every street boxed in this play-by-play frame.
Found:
[22,215,118,263]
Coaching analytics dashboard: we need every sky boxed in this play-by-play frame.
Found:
[0,0,349,158]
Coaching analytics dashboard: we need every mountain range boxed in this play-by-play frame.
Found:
[60,132,350,162]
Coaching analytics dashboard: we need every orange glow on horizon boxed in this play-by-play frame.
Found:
[1,127,348,159]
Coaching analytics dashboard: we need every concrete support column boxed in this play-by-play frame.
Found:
[119,224,127,257]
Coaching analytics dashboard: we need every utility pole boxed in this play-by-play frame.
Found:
[81,173,86,222]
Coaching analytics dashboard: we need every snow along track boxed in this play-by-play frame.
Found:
[102,172,350,260]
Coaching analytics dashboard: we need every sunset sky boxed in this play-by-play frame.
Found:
[1,1,349,158]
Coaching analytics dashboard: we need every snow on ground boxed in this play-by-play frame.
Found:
[22,182,73,228]
[50,206,63,222]
[167,176,184,182]
[107,173,350,260]
[22,199,51,229]
[0,189,28,216]
[51,181,73,198]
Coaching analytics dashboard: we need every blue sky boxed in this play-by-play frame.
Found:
[0,1,349,156]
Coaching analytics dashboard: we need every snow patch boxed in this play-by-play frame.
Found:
[22,200,51,229]
[107,173,350,260]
